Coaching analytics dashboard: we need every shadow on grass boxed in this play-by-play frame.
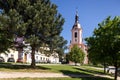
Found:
[60,69,91,77]
[0,63,50,70]
[59,67,113,80]
[74,67,104,75]
[0,63,113,80]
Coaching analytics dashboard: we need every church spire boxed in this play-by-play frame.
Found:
[72,10,81,29]
[75,10,79,23]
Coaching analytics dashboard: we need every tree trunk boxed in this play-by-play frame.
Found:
[75,62,77,66]
[104,65,106,74]
[31,47,36,68]
[103,61,106,74]
[114,66,118,80]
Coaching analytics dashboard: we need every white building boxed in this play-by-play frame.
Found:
[0,45,60,64]
[0,49,18,62]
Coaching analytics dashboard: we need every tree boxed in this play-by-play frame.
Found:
[0,0,65,68]
[47,35,67,61]
[85,16,120,80]
[69,45,85,65]
[0,14,13,53]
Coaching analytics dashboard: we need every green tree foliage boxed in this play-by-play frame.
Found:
[47,35,67,60]
[69,45,85,65]
[0,0,66,68]
[85,16,120,80]
[0,14,13,53]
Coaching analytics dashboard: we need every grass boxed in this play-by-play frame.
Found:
[0,63,104,75]
[0,63,113,80]
[0,63,50,72]
[40,64,104,75]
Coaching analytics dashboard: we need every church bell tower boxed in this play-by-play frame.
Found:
[70,11,83,49]
[69,11,88,64]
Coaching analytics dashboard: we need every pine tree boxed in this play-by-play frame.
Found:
[0,14,13,53]
[0,0,66,68]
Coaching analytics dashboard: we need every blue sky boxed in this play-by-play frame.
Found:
[51,0,120,46]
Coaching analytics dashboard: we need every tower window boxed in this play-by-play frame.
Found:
[75,32,77,38]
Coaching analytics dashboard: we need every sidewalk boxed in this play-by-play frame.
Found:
[0,72,68,78]
[0,71,117,79]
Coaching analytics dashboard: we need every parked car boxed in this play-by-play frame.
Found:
[17,58,23,63]
[7,58,15,62]
[0,57,4,62]
[106,66,120,74]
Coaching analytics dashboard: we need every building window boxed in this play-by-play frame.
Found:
[75,32,77,38]
[36,56,38,59]
[11,54,14,58]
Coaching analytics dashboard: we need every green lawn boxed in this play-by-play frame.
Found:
[0,63,104,75]
[0,63,50,72]
[40,64,104,75]
[0,63,113,80]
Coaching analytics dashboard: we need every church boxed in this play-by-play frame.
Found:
[69,11,88,64]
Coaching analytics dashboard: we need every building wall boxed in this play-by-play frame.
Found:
[0,49,18,62]
[0,48,60,64]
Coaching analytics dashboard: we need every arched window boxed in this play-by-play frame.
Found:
[75,32,77,38]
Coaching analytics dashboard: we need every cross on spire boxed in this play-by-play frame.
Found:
[75,9,79,23]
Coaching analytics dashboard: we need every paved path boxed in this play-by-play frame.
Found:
[0,72,68,78]
[0,71,118,79]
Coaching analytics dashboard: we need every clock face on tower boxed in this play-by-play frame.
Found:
[75,38,77,42]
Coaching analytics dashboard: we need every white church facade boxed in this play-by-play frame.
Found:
[69,11,88,64]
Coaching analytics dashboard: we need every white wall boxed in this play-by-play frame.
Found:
[0,49,18,62]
